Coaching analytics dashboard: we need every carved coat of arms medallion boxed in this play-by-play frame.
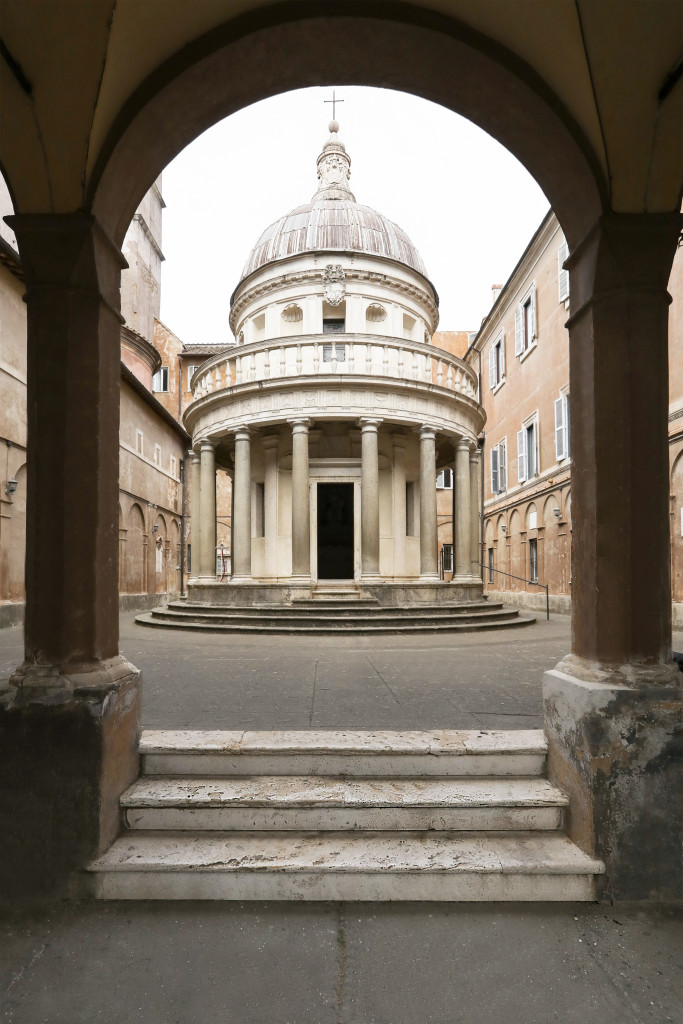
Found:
[323,264,346,306]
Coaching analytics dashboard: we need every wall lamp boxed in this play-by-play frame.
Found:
[152,524,159,533]
[553,507,562,518]
[501,525,507,533]
[5,478,18,498]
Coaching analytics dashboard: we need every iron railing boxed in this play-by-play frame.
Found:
[481,564,550,620]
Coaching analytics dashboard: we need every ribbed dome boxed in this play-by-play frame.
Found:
[239,198,430,282]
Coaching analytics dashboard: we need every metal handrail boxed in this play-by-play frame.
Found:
[480,564,549,620]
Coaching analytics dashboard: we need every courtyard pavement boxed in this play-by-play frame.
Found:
[0,613,681,1023]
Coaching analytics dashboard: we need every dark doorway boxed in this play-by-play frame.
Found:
[317,483,354,579]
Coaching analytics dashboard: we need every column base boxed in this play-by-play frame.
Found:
[289,574,312,585]
[360,572,382,583]
[450,574,479,584]
[419,573,440,582]
[543,655,683,901]
[230,574,254,583]
[1,656,141,906]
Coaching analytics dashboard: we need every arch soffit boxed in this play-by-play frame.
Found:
[88,5,607,249]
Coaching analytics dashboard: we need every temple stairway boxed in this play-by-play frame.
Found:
[84,729,604,901]
[135,598,536,635]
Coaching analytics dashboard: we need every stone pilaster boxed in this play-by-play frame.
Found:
[198,439,217,580]
[392,433,407,577]
[543,211,683,900]
[469,448,482,580]
[1,213,140,901]
[188,449,201,580]
[418,426,439,580]
[360,418,382,578]
[262,434,279,579]
[290,419,311,580]
[453,440,472,581]
[231,427,252,580]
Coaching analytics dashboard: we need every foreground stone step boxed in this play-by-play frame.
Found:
[166,599,499,614]
[122,776,567,832]
[140,729,548,778]
[84,831,603,901]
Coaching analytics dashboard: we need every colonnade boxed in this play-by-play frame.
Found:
[188,421,482,584]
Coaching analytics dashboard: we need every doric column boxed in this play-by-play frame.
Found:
[231,427,252,579]
[469,447,482,580]
[392,433,407,577]
[360,418,382,577]
[419,426,439,579]
[188,448,201,580]
[290,419,311,580]
[453,440,472,579]
[3,213,139,900]
[543,211,683,901]
[198,439,217,579]
[262,434,279,579]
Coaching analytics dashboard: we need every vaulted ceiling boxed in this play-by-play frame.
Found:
[0,1,680,231]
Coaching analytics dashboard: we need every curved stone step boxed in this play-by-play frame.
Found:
[121,775,567,832]
[134,610,535,634]
[139,729,548,777]
[83,830,604,901]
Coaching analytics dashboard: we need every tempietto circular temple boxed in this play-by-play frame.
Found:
[180,120,494,617]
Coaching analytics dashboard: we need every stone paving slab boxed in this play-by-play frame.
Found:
[1,902,681,1023]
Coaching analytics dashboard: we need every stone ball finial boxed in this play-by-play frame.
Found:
[329,119,339,134]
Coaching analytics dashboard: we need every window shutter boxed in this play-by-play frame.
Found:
[529,286,537,341]
[517,429,527,482]
[499,439,507,491]
[558,242,569,302]
[499,335,505,378]
[489,347,496,389]
[514,307,523,356]
[491,448,499,494]
[555,396,567,459]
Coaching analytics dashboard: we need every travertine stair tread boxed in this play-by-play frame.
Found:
[139,728,547,757]
[135,615,535,634]
[165,600,501,613]
[153,606,514,620]
[122,775,568,809]
[87,830,604,875]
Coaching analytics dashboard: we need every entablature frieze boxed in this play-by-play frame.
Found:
[186,378,481,450]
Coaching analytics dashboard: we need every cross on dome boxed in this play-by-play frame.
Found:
[313,95,355,202]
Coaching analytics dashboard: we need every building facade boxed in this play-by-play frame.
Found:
[469,209,683,622]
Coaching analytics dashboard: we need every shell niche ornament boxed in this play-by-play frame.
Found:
[323,264,346,306]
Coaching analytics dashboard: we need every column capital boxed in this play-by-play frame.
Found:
[358,417,382,433]
[232,425,251,442]
[419,425,437,441]
[455,438,471,453]
[189,447,201,462]
[198,437,217,453]
[288,417,312,434]
[469,447,481,464]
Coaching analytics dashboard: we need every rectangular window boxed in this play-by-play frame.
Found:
[322,342,346,362]
[529,538,538,583]
[558,241,570,302]
[323,318,345,334]
[152,366,169,392]
[554,394,570,461]
[490,438,507,494]
[488,333,505,389]
[514,285,537,357]
[153,444,161,465]
[488,547,494,584]
[187,543,191,573]
[517,418,538,483]
[135,430,143,455]
[406,481,416,536]
[187,365,199,390]
[436,468,453,489]
[170,455,177,476]
[254,482,265,538]
[441,543,453,574]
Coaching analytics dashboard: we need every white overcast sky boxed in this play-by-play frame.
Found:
[160,86,550,348]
